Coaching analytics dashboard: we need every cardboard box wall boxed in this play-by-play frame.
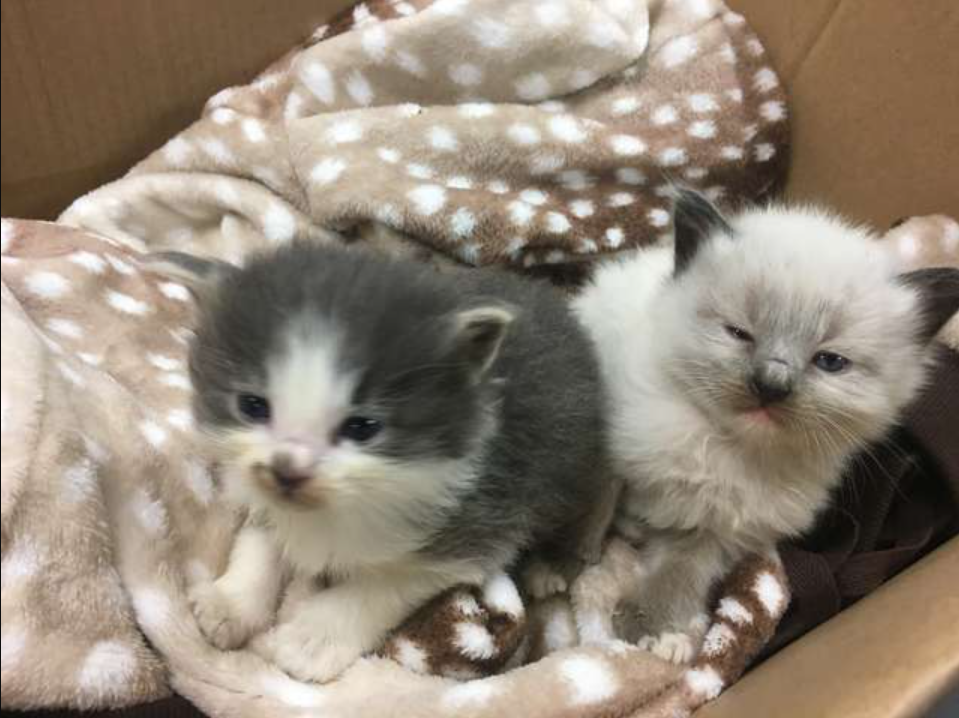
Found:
[1,1,957,716]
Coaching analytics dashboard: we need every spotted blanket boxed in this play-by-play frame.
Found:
[58,0,788,271]
[3,212,956,716]
[0,0,816,714]
[0,216,788,714]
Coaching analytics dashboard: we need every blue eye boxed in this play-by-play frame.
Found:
[724,324,754,342]
[813,351,850,373]
[237,393,271,422]
[338,416,383,443]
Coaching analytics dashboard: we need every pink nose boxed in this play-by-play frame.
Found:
[270,442,316,491]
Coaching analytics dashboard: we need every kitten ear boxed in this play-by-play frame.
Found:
[672,187,733,275]
[447,305,515,379]
[898,267,959,341]
[144,251,237,302]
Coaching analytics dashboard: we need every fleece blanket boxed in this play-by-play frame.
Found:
[2,0,810,714]
[2,215,956,716]
[59,0,788,272]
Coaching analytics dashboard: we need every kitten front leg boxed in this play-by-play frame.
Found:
[190,522,283,650]
[523,473,625,600]
[521,556,571,599]
[570,536,646,646]
[635,537,727,664]
[254,565,470,683]
[572,471,624,565]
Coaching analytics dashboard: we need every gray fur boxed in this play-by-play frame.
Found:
[185,242,609,575]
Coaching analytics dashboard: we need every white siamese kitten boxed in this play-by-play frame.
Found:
[570,189,959,663]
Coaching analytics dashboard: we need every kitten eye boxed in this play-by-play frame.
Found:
[812,351,850,373]
[237,393,271,422]
[338,416,383,443]
[724,324,754,343]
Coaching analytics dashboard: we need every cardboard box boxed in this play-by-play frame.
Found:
[2,1,957,716]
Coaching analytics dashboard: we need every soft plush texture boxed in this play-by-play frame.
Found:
[2,210,955,715]
[58,0,788,272]
[0,0,815,714]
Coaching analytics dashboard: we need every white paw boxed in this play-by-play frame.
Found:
[190,581,268,650]
[523,562,568,600]
[637,631,698,664]
[252,623,363,684]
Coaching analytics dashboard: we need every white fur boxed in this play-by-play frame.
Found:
[199,327,487,680]
[267,325,354,447]
[572,203,938,656]
[190,524,283,650]
[253,559,480,682]
[637,631,698,663]
[482,572,524,618]
[217,328,481,569]
[574,206,932,550]
[543,604,578,651]
[522,559,568,599]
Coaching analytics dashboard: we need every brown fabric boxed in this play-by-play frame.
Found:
[381,579,529,679]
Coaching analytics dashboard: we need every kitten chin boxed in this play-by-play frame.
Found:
[570,188,959,661]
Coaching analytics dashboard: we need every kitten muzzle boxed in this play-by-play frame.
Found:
[748,359,793,406]
[252,460,327,509]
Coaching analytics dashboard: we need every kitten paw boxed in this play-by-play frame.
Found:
[574,607,618,646]
[637,631,698,664]
[190,581,268,650]
[522,561,568,600]
[252,624,362,683]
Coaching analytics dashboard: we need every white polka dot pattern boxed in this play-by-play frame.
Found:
[76,0,785,272]
[15,208,955,718]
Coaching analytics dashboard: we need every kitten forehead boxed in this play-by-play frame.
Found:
[728,206,890,282]
[267,316,356,436]
[697,206,917,340]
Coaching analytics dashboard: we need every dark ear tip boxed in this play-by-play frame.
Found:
[899,266,959,339]
[670,185,729,224]
[670,185,709,211]
[671,185,732,275]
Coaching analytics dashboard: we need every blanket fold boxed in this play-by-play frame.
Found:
[60,0,788,271]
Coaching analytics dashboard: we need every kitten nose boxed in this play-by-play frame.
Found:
[270,446,315,491]
[749,359,793,405]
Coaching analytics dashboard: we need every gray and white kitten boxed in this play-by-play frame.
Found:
[158,242,611,682]
[570,189,959,663]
